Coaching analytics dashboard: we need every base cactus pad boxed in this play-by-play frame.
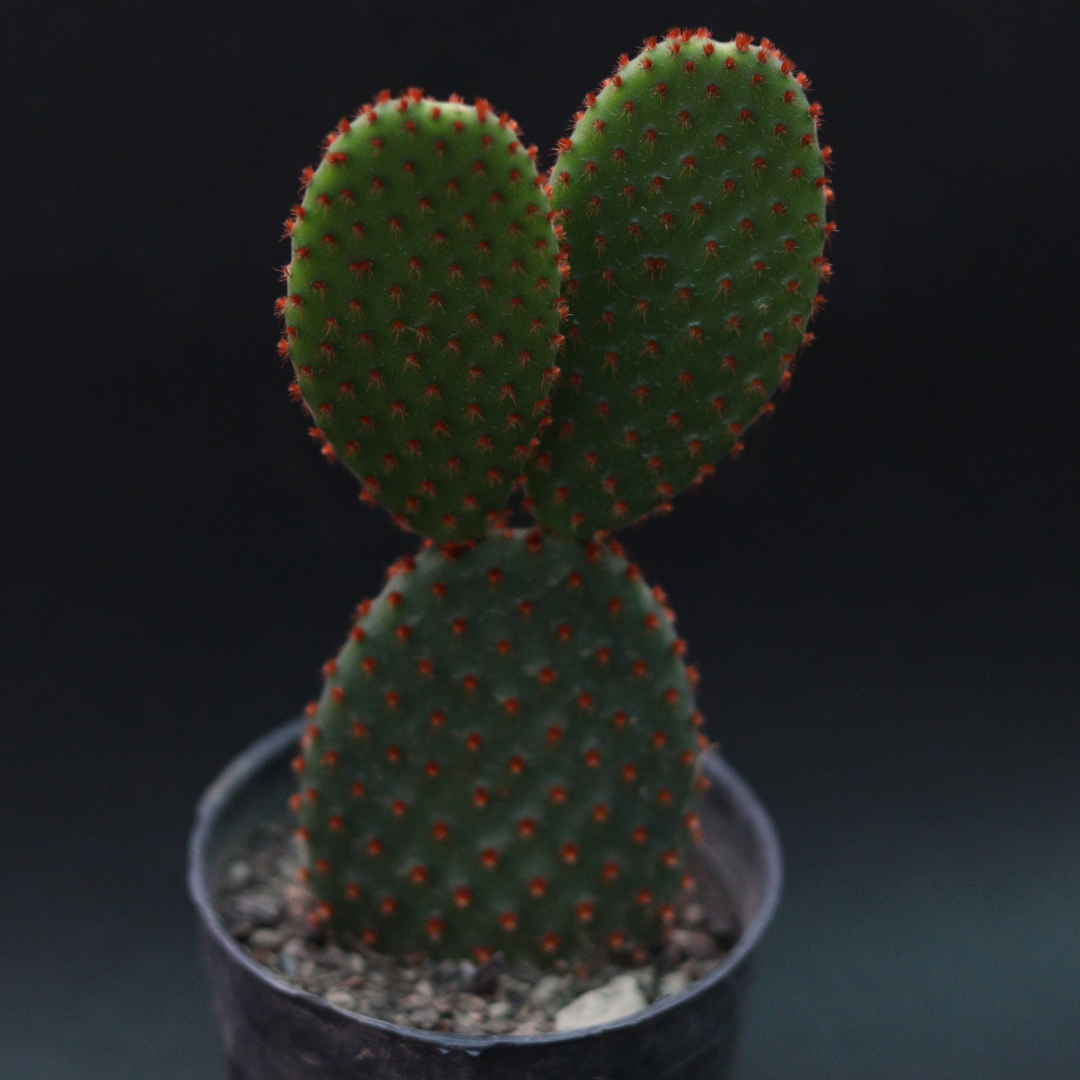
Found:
[294,529,704,964]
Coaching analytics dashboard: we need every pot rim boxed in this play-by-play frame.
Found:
[188,718,781,1048]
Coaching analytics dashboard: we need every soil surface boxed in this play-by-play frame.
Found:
[217,821,738,1035]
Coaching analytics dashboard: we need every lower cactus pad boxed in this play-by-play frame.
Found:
[295,529,704,964]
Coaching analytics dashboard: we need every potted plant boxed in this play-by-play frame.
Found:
[189,27,832,1080]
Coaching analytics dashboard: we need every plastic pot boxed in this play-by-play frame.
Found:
[189,719,781,1080]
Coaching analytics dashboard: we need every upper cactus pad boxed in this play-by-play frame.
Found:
[294,529,703,964]
[526,32,833,537]
[282,91,563,541]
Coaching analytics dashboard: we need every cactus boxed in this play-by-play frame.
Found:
[294,529,703,964]
[525,30,833,538]
[281,90,563,541]
[285,30,831,970]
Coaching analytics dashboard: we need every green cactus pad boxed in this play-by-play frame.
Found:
[282,91,563,541]
[294,529,704,964]
[526,31,833,538]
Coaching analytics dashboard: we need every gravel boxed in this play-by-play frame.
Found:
[217,821,738,1036]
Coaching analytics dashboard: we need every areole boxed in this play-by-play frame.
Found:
[189,719,782,1080]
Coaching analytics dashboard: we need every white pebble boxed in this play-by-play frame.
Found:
[324,990,356,1010]
[658,969,692,998]
[554,974,647,1032]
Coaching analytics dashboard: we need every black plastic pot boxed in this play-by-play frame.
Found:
[189,720,782,1080]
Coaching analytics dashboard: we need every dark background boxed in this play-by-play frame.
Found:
[2,1,1077,1077]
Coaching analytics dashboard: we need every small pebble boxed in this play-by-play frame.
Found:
[226,861,252,888]
[233,893,281,927]
[456,1014,486,1035]
[658,970,692,998]
[528,974,567,1007]
[514,1017,548,1035]
[409,1006,440,1029]
[666,929,716,961]
[249,927,285,949]
[325,990,355,1009]
[403,980,433,1008]
[283,883,313,920]
[682,903,705,928]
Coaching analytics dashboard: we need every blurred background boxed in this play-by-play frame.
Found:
[2,1,1076,1077]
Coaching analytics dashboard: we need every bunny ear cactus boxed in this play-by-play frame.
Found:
[285,31,831,970]
[280,89,564,542]
[525,29,833,538]
[294,529,703,964]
